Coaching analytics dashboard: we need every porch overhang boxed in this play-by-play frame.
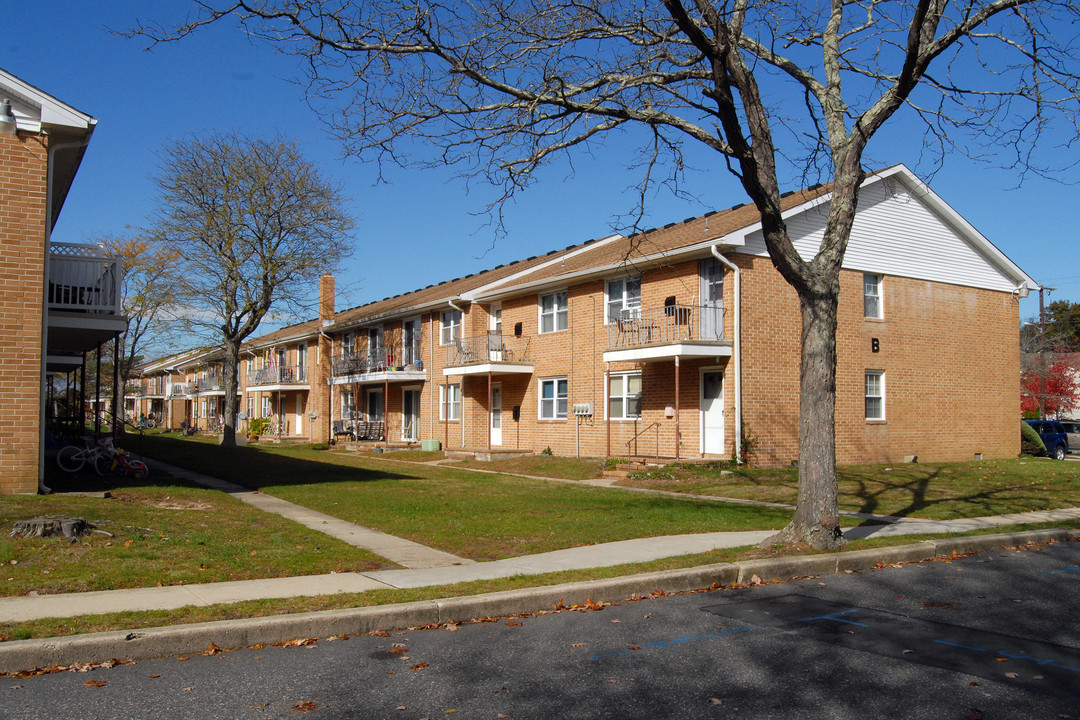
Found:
[46,311,128,355]
[603,341,733,363]
[247,383,311,392]
[443,362,534,377]
[332,369,426,386]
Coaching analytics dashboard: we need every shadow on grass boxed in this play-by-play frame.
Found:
[87,434,421,492]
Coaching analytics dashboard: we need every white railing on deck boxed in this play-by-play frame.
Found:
[48,242,122,315]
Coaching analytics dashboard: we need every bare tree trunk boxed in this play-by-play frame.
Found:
[220,339,240,447]
[763,274,845,550]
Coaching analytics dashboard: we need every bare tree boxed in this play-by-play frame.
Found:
[96,234,182,391]
[135,1,1080,548]
[152,132,354,447]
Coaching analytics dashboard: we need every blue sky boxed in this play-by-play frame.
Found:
[6,1,1077,342]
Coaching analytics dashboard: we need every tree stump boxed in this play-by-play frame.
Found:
[10,516,94,542]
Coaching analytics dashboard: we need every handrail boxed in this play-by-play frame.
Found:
[626,422,661,467]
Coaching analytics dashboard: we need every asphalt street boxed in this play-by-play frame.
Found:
[3,540,1079,719]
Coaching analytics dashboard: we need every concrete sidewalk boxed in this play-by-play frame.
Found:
[4,459,1080,625]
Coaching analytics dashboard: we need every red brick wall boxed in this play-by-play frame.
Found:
[0,132,48,494]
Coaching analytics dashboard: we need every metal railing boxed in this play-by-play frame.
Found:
[124,384,147,397]
[331,345,424,376]
[627,422,662,466]
[446,334,532,365]
[196,374,225,392]
[47,242,122,315]
[251,365,307,385]
[607,303,725,348]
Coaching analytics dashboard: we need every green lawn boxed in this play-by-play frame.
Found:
[617,457,1080,519]
[136,435,794,560]
[0,463,390,598]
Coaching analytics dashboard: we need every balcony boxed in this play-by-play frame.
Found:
[124,384,147,397]
[45,242,128,367]
[249,365,308,387]
[196,374,226,393]
[444,334,533,377]
[331,345,426,385]
[603,304,732,363]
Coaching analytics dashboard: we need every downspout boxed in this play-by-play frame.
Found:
[40,136,93,493]
[448,299,465,449]
[711,245,743,464]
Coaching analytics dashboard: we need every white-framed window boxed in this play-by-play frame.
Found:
[539,377,568,420]
[261,395,271,418]
[539,291,568,333]
[342,331,355,357]
[609,372,642,420]
[441,309,462,345]
[865,371,885,421]
[439,383,461,420]
[606,276,641,323]
[864,273,883,319]
[246,355,254,376]
[296,343,307,380]
[247,396,254,419]
[341,390,355,420]
[207,400,216,419]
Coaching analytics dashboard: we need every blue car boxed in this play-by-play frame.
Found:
[1025,419,1069,460]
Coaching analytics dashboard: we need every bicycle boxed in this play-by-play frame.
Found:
[97,447,149,479]
[134,417,156,430]
[56,437,115,475]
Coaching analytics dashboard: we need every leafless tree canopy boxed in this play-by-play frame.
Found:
[134,1,1080,547]
[152,132,355,445]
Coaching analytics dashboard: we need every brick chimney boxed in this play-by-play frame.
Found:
[319,273,335,325]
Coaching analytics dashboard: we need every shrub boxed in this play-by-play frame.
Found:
[1020,420,1046,457]
[248,417,271,437]
[732,418,759,466]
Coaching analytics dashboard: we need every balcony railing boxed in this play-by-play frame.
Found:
[251,365,307,385]
[446,334,532,365]
[607,303,725,348]
[47,242,122,315]
[197,374,226,392]
[331,345,424,377]
[125,384,147,397]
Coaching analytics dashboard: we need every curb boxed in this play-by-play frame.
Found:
[1,528,1076,674]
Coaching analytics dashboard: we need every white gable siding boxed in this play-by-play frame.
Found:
[739,176,1024,293]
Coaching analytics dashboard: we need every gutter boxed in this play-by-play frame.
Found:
[711,245,743,464]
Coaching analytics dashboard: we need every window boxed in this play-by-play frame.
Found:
[441,309,462,345]
[609,373,642,420]
[341,390,355,420]
[247,397,254,420]
[606,276,641,323]
[539,291,568,333]
[540,377,568,419]
[439,384,461,420]
[864,273,883,318]
[296,343,307,380]
[261,395,271,418]
[246,355,254,376]
[865,371,884,420]
[342,332,355,357]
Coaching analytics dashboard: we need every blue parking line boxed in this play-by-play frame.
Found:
[797,608,869,627]
[591,627,756,660]
[1043,565,1080,575]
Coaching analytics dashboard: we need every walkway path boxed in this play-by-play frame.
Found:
[2,460,1078,624]
[151,460,473,570]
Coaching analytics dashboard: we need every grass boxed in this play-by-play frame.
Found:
[617,457,1080,519]
[136,435,794,560]
[0,520,1069,643]
[0,462,391,598]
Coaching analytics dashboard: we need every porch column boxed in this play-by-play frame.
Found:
[604,363,610,459]
[384,377,390,441]
[674,356,680,461]
[487,371,492,452]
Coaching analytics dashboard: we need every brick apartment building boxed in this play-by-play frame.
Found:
[129,164,1036,467]
[0,69,126,494]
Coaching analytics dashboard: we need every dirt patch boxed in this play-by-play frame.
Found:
[113,493,215,512]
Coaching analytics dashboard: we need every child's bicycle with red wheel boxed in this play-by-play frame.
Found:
[96,447,149,479]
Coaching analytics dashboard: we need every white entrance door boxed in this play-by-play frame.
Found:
[701,371,724,454]
[490,384,502,446]
[699,258,724,340]
[402,388,420,441]
[295,394,304,435]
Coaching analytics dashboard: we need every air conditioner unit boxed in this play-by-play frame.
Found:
[572,403,593,417]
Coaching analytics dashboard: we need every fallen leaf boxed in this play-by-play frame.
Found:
[82,679,106,687]
[996,658,1009,662]
[182,687,194,692]
[1005,672,1019,679]
[627,646,641,651]
[371,630,391,637]
[570,643,585,648]
[177,657,189,661]
[445,711,457,714]
[410,663,428,670]
[389,648,409,654]
[610,619,621,623]
[506,621,522,627]
[397,706,407,711]
[203,643,222,656]
[445,623,459,632]
[709,698,722,705]
[149,674,160,679]
[294,700,318,712]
